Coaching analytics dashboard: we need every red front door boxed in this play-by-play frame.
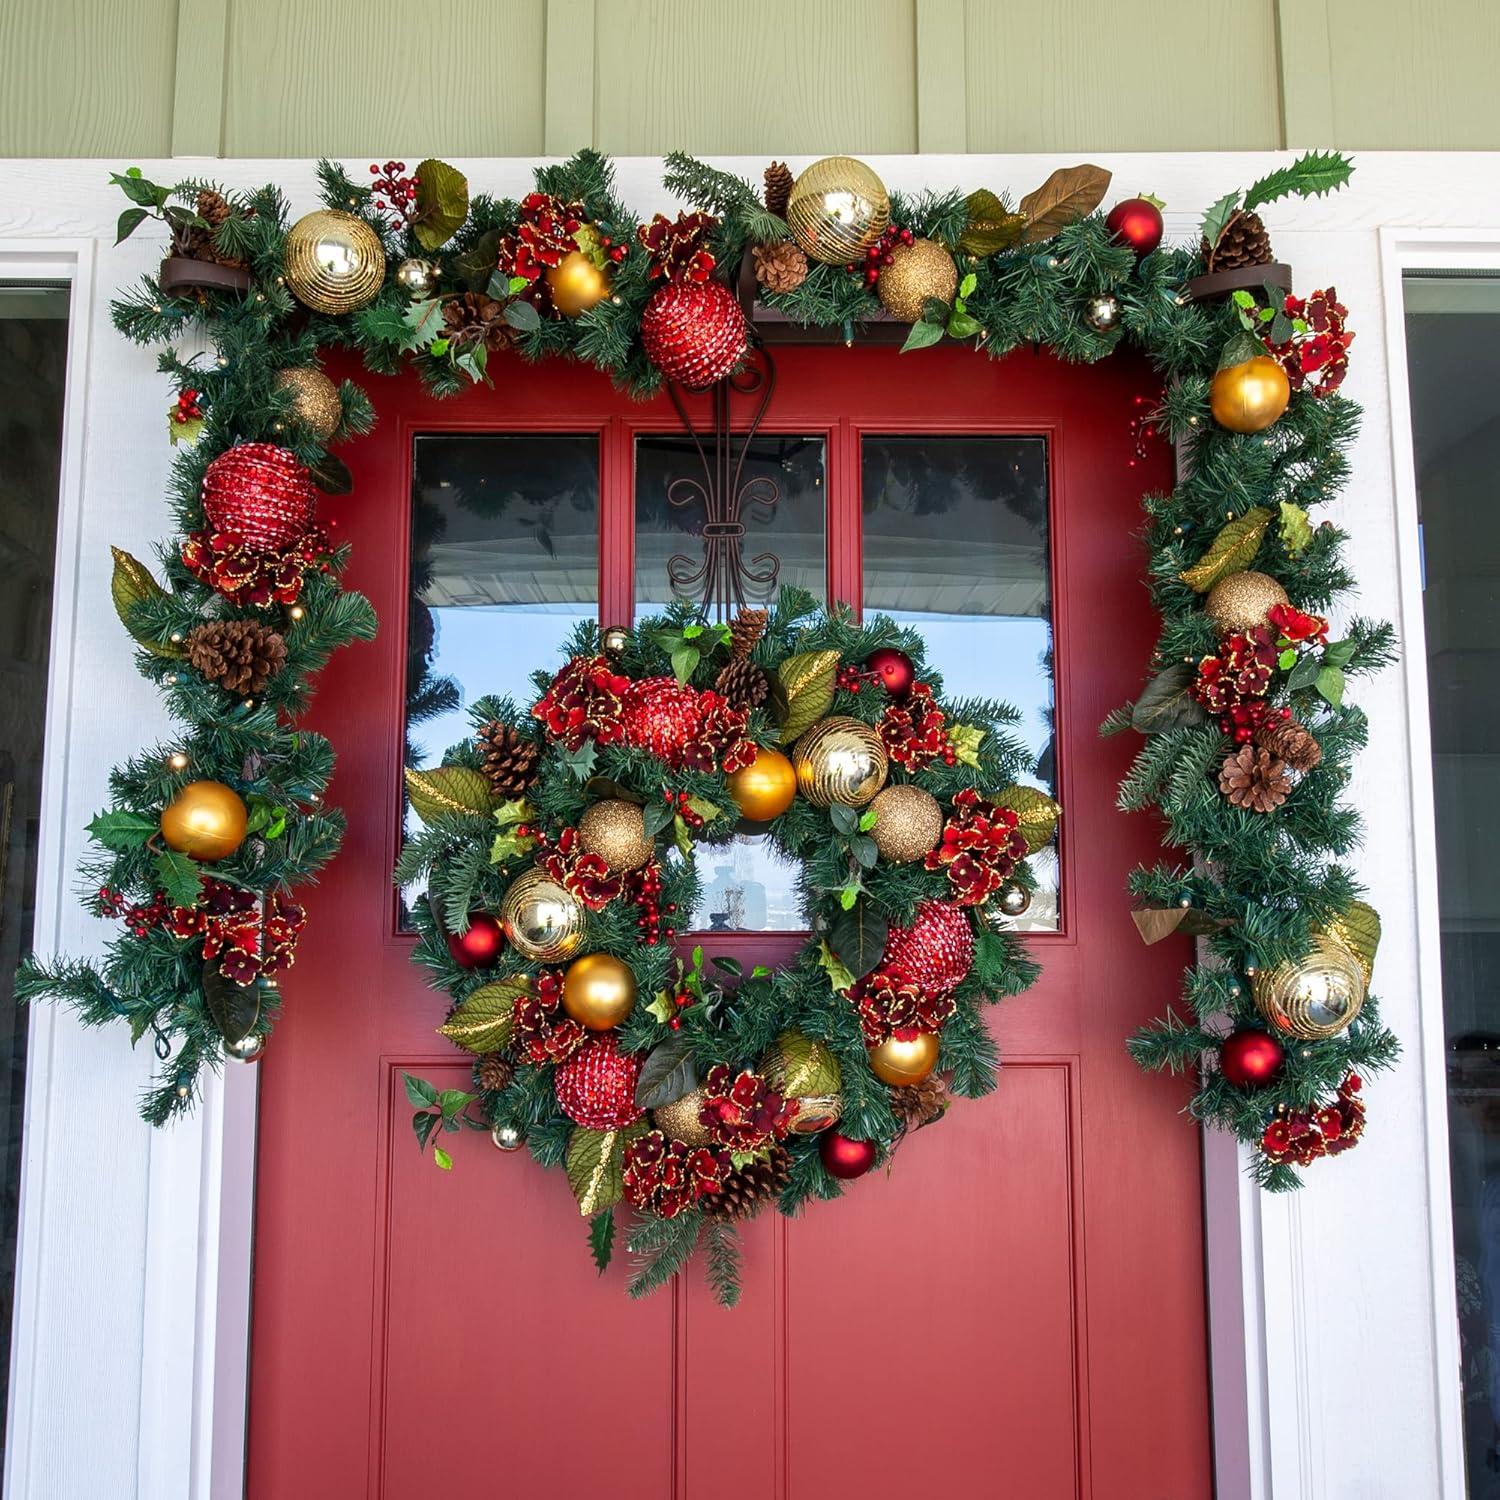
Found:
[247,344,1211,1498]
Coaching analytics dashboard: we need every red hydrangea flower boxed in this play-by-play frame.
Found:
[1192,626,1278,724]
[849,969,957,1046]
[1262,288,1353,396]
[1267,601,1328,645]
[698,1065,798,1150]
[636,212,718,283]
[924,788,1028,906]
[1260,1072,1366,1167]
[532,654,631,750]
[512,968,586,1064]
[181,525,330,608]
[623,1129,729,1218]
[880,682,955,771]
[539,826,623,911]
[496,192,587,283]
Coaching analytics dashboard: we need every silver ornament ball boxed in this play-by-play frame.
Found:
[395,257,437,297]
[225,1033,265,1063]
[491,1121,525,1152]
[1084,293,1121,332]
[996,883,1032,918]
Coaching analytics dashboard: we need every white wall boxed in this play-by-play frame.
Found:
[2,152,1490,1498]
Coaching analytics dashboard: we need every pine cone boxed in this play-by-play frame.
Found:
[752,241,808,296]
[1202,210,1273,272]
[442,292,517,353]
[728,607,768,661]
[888,1076,950,1130]
[477,1053,514,1092]
[1256,718,1322,773]
[715,656,769,710]
[1218,744,1291,812]
[476,720,540,797]
[764,161,794,220]
[197,189,232,228]
[186,619,287,695]
[701,1145,790,1222]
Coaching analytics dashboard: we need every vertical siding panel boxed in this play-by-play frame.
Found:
[170,0,229,157]
[545,0,597,154]
[915,0,967,152]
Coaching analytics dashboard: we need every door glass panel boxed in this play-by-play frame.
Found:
[1406,271,1500,1497]
[0,281,69,1473]
[635,432,826,933]
[862,435,1058,930]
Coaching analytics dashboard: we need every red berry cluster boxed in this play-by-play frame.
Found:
[850,224,915,286]
[99,885,168,938]
[1261,1073,1366,1167]
[173,388,202,426]
[369,161,419,224]
[836,663,875,693]
[624,858,675,949]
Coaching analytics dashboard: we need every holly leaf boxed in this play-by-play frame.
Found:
[948,722,985,767]
[436,976,528,1054]
[673,814,693,858]
[560,740,598,783]
[684,794,719,824]
[816,939,857,995]
[87,808,158,852]
[154,847,203,909]
[1279,501,1313,557]
[1019,164,1112,243]
[404,765,493,824]
[589,1208,616,1274]
[1277,649,1298,671]
[775,649,840,744]
[958,188,1027,256]
[1242,150,1354,215]
[167,410,204,447]
[1199,190,1241,253]
[1315,664,1345,707]
[900,318,946,353]
[202,959,260,1044]
[827,900,889,982]
[646,990,675,1025]
[1178,506,1273,593]
[993,784,1061,853]
[110,546,185,659]
[401,298,445,351]
[412,159,469,251]
[1129,665,1208,733]
[635,1033,698,1110]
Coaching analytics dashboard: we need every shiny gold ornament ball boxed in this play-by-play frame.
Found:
[786,156,891,265]
[282,210,386,315]
[159,780,248,862]
[1252,935,1367,1040]
[1084,292,1121,332]
[868,1030,941,1087]
[578,799,652,872]
[600,624,630,654]
[274,367,342,443]
[761,1030,843,1133]
[653,1087,712,1147]
[726,745,798,823]
[876,237,958,322]
[868,784,943,863]
[546,250,611,317]
[1210,355,1291,434]
[994,882,1032,919]
[561,952,638,1031]
[499,868,586,962]
[394,256,437,297]
[1205,569,1290,634]
[792,716,889,808]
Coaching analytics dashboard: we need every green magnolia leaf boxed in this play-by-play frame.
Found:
[1286,653,1321,692]
[775,649,839,744]
[503,298,542,333]
[948,722,985,767]
[642,799,674,839]
[116,206,149,244]
[567,1123,646,1214]
[449,228,501,290]
[202,959,260,1044]
[1279,501,1313,557]
[1129,665,1209,733]
[993,784,1061,853]
[403,1072,438,1109]
[436,976,528,1054]
[669,644,699,683]
[1323,638,1356,668]
[827,901,888,982]
[900,319,946,353]
[87,808,158,852]
[110,546,185,659]
[589,1208,616,1274]
[154,847,204,909]
[404,765,493,825]
[1315,664,1345,707]
[829,802,859,836]
[947,310,982,339]
[1178,507,1273,593]
[958,189,1027,257]
[412,159,470,251]
[1199,190,1241,252]
[635,1033,698,1110]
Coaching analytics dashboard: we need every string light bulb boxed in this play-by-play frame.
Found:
[166,751,190,772]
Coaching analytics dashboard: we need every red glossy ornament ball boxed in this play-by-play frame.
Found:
[865,646,915,698]
[445,912,504,970]
[881,899,975,998]
[1105,196,1164,260]
[640,279,749,389]
[1219,1027,1286,1088]
[201,442,317,552]
[820,1129,878,1180]
[554,1033,646,1129]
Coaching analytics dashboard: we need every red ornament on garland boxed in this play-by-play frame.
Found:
[621,675,701,761]
[864,646,915,698]
[819,1129,878,1179]
[881,899,975,998]
[640,280,748,389]
[554,1032,646,1129]
[1219,1027,1286,1088]
[1105,196,1165,260]
[201,442,317,553]
[445,912,504,970]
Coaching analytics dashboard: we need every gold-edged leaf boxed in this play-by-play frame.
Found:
[993,784,1061,853]
[404,765,494,825]
[1177,506,1273,593]
[566,1121,649,1217]
[948,723,985,768]
[958,189,1028,257]
[775,649,840,745]
[768,1029,842,1096]
[412,158,470,251]
[436,976,529,1054]
[110,545,185,659]
[1019,164,1112,243]
[1323,901,1380,985]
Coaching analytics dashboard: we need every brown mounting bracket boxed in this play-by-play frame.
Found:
[735,246,906,346]
[1183,261,1294,305]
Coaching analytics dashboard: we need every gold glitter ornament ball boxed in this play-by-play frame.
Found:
[1205,569,1290,634]
[1252,935,1367,1040]
[792,716,889,808]
[876,238,959,322]
[786,156,891,265]
[653,1087,712,1147]
[274,367,342,443]
[868,784,943,863]
[578,798,653,872]
[499,868,586,963]
[282,210,386,314]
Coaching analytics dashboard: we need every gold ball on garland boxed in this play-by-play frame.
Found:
[1251,935,1367,1040]
[868,1031,941,1087]
[1210,354,1291,434]
[653,1087,713,1147]
[1084,292,1121,332]
[545,249,611,317]
[160,780,248,862]
[991,882,1032,920]
[561,952,638,1031]
[792,716,889,808]
[876,237,958,322]
[600,624,630,654]
[726,745,798,823]
[786,156,891,265]
[491,1121,525,1152]
[760,1030,843,1134]
[394,256,437,297]
[274,367,342,443]
[1205,569,1290,634]
[282,210,386,315]
[499,868,585,963]
[867,784,943,863]
[578,799,652,872]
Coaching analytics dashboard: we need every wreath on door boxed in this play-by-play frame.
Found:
[397,590,1054,1300]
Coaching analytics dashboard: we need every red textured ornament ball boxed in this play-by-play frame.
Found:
[1105,197,1164,260]
[640,279,749,389]
[819,1129,878,1179]
[882,899,975,998]
[1219,1027,1286,1089]
[201,442,317,552]
[622,676,701,761]
[865,646,916,699]
[553,1033,646,1129]
[446,912,504,970]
